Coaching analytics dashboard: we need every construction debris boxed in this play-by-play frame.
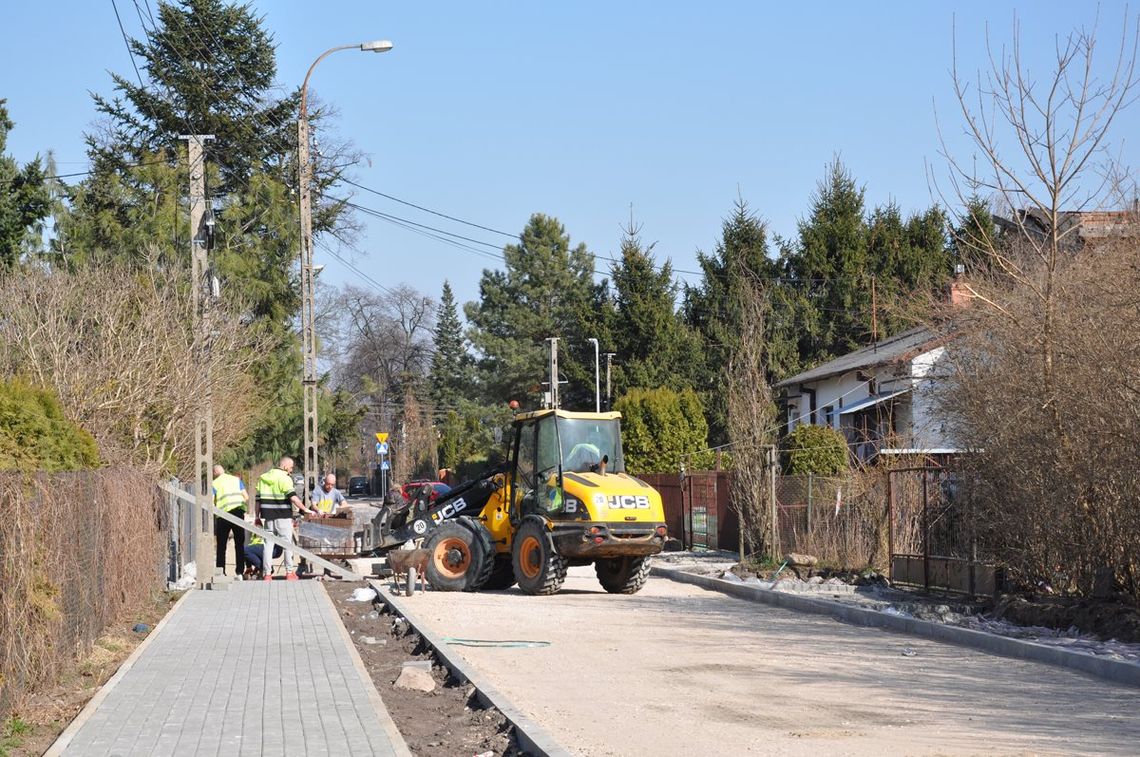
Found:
[394,660,437,692]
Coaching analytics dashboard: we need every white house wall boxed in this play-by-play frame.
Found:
[784,346,956,451]
[908,346,955,450]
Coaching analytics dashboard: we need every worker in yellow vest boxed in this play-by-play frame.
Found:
[255,456,314,580]
[212,465,249,578]
[242,533,283,580]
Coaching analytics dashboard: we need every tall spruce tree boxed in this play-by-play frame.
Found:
[780,160,952,367]
[62,0,359,467]
[784,159,870,365]
[610,222,697,396]
[429,281,473,409]
[683,198,780,444]
[465,214,600,408]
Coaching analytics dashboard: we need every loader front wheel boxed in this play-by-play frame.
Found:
[595,556,651,594]
[512,520,567,595]
[425,519,493,592]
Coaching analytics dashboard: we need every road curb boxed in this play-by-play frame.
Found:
[318,583,412,757]
[44,589,194,757]
[652,565,1140,689]
[367,579,574,757]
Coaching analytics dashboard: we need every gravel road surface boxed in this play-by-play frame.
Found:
[377,565,1139,756]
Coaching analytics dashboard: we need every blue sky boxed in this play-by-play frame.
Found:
[3,2,1137,308]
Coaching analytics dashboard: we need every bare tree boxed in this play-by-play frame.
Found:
[726,268,776,561]
[0,261,267,474]
[938,15,1140,600]
[942,15,1139,431]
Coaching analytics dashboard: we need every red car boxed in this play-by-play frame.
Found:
[399,480,451,504]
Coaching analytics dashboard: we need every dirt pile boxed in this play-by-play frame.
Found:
[994,595,1140,644]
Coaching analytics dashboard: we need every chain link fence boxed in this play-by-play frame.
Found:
[0,469,166,723]
[773,472,888,568]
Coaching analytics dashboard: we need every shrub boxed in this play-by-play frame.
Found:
[783,424,848,475]
[0,380,98,472]
[614,387,711,473]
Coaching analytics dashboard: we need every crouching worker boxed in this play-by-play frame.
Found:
[243,534,284,580]
[255,456,317,581]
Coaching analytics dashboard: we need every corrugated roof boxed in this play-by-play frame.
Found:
[775,326,939,388]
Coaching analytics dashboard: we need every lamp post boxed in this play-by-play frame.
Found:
[587,338,600,413]
[298,39,392,499]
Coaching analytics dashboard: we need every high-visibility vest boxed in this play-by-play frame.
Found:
[212,473,246,512]
[256,468,295,520]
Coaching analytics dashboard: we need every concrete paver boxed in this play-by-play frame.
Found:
[55,581,407,756]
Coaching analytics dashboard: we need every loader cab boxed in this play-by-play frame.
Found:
[507,410,625,521]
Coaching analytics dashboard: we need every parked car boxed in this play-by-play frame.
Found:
[399,480,450,504]
[347,475,369,497]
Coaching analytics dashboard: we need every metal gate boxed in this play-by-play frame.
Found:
[683,472,718,550]
[888,467,1001,595]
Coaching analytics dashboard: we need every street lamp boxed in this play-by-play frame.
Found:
[298,39,393,500]
[587,338,600,413]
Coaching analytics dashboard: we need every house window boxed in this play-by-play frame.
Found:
[823,405,834,428]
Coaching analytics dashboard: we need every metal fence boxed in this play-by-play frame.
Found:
[773,473,887,567]
[887,467,1001,595]
[162,478,200,586]
[0,469,166,723]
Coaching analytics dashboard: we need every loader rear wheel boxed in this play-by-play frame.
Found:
[482,555,516,590]
[595,556,651,594]
[512,520,567,595]
[424,518,493,592]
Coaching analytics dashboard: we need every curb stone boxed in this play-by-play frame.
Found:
[652,565,1140,689]
[317,584,413,756]
[367,579,574,757]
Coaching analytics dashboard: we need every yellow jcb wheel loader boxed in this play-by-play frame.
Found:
[373,409,668,595]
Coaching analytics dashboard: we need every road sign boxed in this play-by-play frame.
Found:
[380,460,390,471]
[378,442,389,455]
[375,432,389,443]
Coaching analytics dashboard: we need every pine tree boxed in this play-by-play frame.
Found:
[0,101,51,268]
[609,222,698,396]
[465,213,600,407]
[60,0,358,467]
[429,281,473,410]
[785,159,870,365]
[781,160,952,366]
[683,198,779,444]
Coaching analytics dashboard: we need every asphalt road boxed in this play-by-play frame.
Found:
[368,564,1140,756]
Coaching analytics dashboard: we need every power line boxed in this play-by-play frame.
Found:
[109,0,145,89]
[340,178,517,239]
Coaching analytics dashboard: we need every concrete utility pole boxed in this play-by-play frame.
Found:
[181,133,216,588]
[587,338,600,412]
[298,39,393,502]
[603,352,616,411]
[297,103,320,502]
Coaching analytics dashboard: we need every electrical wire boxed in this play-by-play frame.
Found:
[109,0,145,89]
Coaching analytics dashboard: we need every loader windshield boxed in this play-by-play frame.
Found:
[558,418,625,474]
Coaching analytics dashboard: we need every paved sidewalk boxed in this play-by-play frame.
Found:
[53,581,408,756]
